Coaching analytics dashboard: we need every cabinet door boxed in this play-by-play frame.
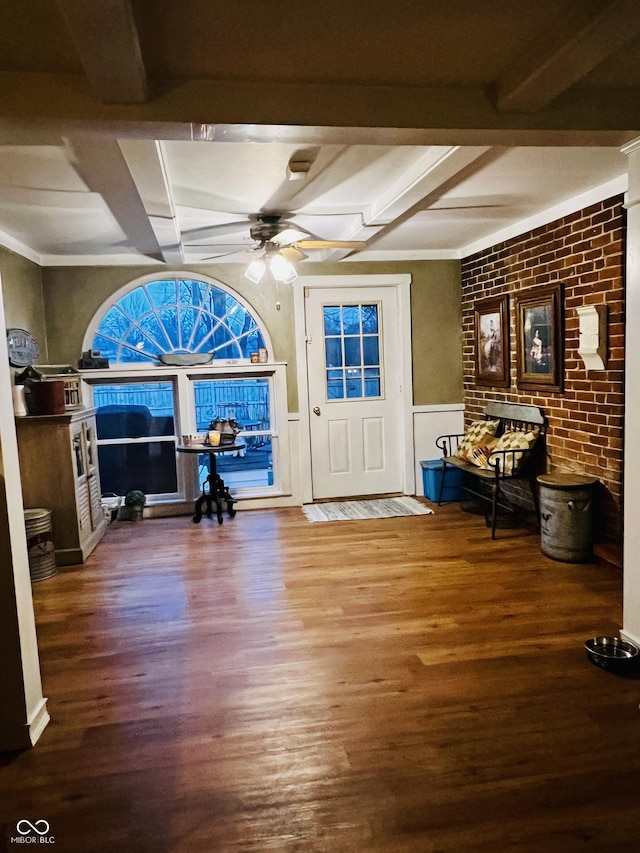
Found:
[83,417,103,532]
[72,422,93,539]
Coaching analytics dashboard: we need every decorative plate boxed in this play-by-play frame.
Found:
[158,353,213,366]
[6,328,40,367]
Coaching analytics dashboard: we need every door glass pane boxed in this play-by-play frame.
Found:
[322,303,382,401]
[323,306,342,335]
[363,337,379,366]
[344,337,362,366]
[361,305,379,333]
[346,369,363,398]
[364,368,381,396]
[325,338,343,367]
[342,306,361,335]
[327,370,344,399]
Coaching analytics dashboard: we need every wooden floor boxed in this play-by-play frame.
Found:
[1,503,639,852]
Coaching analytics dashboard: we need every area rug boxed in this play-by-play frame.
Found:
[302,496,433,522]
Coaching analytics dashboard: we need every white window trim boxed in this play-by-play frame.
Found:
[81,363,292,506]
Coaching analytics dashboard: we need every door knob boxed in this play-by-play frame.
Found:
[313,406,321,416]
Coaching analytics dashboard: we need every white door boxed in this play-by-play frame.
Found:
[306,286,403,499]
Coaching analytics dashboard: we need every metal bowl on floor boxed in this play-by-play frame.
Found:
[584,636,639,674]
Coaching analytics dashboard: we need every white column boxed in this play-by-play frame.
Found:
[622,139,640,648]
[0,271,49,749]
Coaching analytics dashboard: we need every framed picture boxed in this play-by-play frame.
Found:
[515,283,564,392]
[474,295,509,387]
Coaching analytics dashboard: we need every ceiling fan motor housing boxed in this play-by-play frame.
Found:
[250,214,288,244]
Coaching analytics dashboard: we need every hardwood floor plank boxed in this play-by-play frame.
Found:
[1,505,638,852]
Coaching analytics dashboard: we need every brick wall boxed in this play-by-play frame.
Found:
[460,195,625,542]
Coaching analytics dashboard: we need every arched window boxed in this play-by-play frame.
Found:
[91,278,266,363]
[82,276,284,505]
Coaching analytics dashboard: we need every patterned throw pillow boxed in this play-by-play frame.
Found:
[454,419,501,467]
[488,429,539,475]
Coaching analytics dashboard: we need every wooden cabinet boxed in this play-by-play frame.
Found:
[16,408,106,566]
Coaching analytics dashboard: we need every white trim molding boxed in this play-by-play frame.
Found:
[294,274,413,504]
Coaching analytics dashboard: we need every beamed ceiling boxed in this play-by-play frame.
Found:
[0,0,638,267]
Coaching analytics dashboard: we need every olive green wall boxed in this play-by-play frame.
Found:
[41,259,463,412]
[0,249,48,373]
[301,259,463,405]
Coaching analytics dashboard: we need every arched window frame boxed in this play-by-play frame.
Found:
[83,272,273,365]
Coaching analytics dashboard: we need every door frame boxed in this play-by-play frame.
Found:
[294,274,414,504]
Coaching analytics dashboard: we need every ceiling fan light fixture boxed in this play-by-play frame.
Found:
[268,252,298,284]
[244,257,267,284]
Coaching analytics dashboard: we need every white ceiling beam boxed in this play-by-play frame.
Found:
[64,134,163,260]
[495,0,640,113]
[119,140,184,264]
[364,147,492,227]
[56,0,148,104]
[321,146,491,260]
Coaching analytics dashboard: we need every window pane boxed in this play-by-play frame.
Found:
[123,326,155,359]
[97,306,132,340]
[92,333,118,363]
[138,313,174,353]
[92,279,265,365]
[327,374,344,399]
[346,372,363,397]
[193,378,270,430]
[325,338,342,367]
[363,337,379,366]
[94,382,177,497]
[94,383,175,437]
[241,328,263,358]
[157,308,180,349]
[117,289,153,317]
[364,368,381,397]
[178,279,205,306]
[193,378,273,490]
[178,306,200,350]
[321,302,383,401]
[344,337,362,367]
[145,279,177,306]
[361,305,379,333]
[342,306,361,335]
[323,306,342,335]
[98,443,178,496]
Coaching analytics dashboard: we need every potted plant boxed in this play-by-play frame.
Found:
[123,489,146,522]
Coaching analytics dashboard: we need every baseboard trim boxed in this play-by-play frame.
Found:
[28,698,50,746]
[0,698,49,751]
[620,628,640,650]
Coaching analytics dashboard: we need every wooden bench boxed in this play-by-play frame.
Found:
[435,402,546,539]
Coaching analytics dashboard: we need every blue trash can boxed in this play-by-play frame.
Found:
[421,460,466,502]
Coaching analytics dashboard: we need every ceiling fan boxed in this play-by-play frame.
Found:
[184,212,367,260]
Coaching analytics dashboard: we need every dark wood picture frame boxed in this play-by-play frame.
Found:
[515,283,564,392]
[474,295,510,387]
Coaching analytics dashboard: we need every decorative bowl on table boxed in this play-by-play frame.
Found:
[584,636,639,674]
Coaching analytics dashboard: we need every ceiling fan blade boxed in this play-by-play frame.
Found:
[181,219,254,241]
[184,242,254,251]
[279,245,308,262]
[194,248,257,261]
[296,240,368,250]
